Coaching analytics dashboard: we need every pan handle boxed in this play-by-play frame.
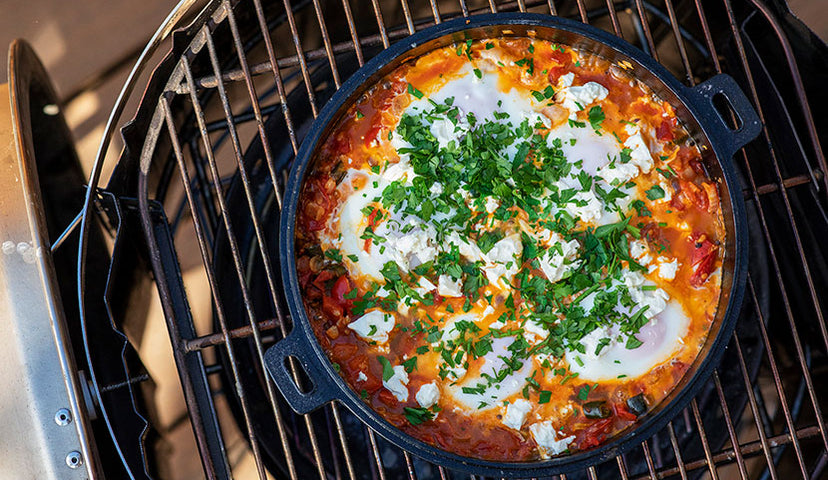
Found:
[265,328,338,414]
[691,74,762,158]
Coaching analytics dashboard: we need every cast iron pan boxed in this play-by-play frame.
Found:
[265,13,761,477]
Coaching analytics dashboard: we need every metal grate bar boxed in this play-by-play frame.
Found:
[458,0,469,17]
[603,0,622,37]
[158,96,237,479]
[403,451,418,480]
[691,398,719,479]
[331,403,357,480]
[587,465,598,480]
[370,0,391,48]
[400,0,415,34]
[734,331,779,479]
[281,0,319,116]
[574,0,588,24]
[616,455,629,479]
[253,0,300,154]
[632,0,659,61]
[662,0,695,85]
[228,4,360,478]
[178,53,272,479]
[367,427,388,480]
[340,0,365,66]
[719,0,828,455]
[429,0,442,23]
[712,370,749,479]
[747,273,810,477]
[666,421,689,480]
[206,14,316,475]
[180,0,548,94]
[633,426,824,479]
[639,439,658,479]
[726,0,828,355]
[745,0,827,194]
[438,465,449,480]
[310,0,342,88]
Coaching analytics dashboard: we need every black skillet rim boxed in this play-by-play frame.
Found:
[270,12,751,477]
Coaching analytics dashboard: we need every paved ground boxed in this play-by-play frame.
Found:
[0,0,175,172]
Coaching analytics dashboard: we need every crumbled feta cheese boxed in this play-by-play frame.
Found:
[357,371,368,382]
[449,232,486,264]
[348,310,395,344]
[430,117,467,150]
[485,196,500,214]
[416,382,440,408]
[564,190,603,223]
[578,326,614,357]
[658,179,673,203]
[658,257,679,281]
[529,421,575,458]
[440,318,461,343]
[482,234,523,286]
[386,228,437,271]
[629,239,649,259]
[429,183,443,195]
[523,318,549,343]
[630,285,669,318]
[623,125,653,173]
[486,234,523,264]
[383,365,409,401]
[556,74,609,119]
[537,235,581,283]
[382,160,416,183]
[622,269,646,289]
[418,276,437,292]
[638,253,652,266]
[397,296,413,316]
[599,160,639,185]
[489,320,505,330]
[503,399,533,430]
[438,275,463,297]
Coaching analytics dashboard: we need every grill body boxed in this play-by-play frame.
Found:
[65,0,827,479]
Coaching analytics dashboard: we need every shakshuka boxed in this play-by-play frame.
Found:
[294,37,723,461]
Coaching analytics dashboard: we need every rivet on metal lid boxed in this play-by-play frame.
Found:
[66,451,83,469]
[54,408,72,426]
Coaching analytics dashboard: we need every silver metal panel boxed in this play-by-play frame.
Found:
[0,55,92,478]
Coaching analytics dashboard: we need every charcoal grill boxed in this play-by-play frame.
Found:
[17,0,823,478]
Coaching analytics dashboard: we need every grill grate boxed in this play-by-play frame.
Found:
[73,0,827,479]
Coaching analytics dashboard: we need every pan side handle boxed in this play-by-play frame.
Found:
[265,328,338,414]
[691,74,762,159]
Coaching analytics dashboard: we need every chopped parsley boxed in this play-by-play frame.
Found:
[588,106,605,132]
[377,356,394,381]
[403,406,434,425]
[407,82,424,99]
[645,185,666,200]
[324,248,343,262]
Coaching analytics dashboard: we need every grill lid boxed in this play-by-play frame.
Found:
[0,39,95,480]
